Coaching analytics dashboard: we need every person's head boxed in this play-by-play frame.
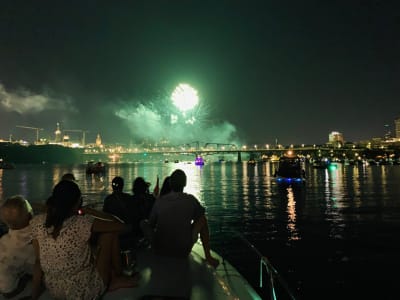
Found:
[45,180,82,229]
[112,176,124,192]
[160,176,171,196]
[61,173,76,181]
[0,195,33,230]
[132,177,150,195]
[170,169,186,192]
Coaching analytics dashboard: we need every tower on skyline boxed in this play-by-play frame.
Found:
[96,134,102,146]
[395,117,400,140]
[328,131,344,147]
[54,123,62,143]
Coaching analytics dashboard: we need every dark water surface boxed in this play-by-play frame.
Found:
[1,161,399,299]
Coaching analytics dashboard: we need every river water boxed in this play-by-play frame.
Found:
[1,160,399,300]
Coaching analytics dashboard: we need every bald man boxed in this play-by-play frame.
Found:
[0,195,35,298]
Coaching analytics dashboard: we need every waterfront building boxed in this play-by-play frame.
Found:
[328,131,344,147]
[54,123,62,143]
[96,134,102,147]
[395,117,400,140]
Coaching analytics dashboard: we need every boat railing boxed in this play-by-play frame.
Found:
[237,233,297,300]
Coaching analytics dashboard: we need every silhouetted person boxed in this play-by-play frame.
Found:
[132,177,156,221]
[30,180,138,299]
[103,176,136,250]
[61,173,76,181]
[148,169,219,267]
[159,176,171,197]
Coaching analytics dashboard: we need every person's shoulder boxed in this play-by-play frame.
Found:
[104,193,116,201]
[77,214,95,224]
[164,192,198,203]
[161,191,178,200]
[121,192,132,199]
[30,214,46,235]
[30,213,46,226]
[181,192,199,201]
[146,193,156,201]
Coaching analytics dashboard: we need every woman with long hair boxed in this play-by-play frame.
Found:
[30,180,138,299]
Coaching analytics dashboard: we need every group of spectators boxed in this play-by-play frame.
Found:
[0,168,218,299]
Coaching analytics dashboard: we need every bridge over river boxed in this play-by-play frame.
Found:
[83,143,393,163]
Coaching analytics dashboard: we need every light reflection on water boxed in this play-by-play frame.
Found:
[1,161,400,298]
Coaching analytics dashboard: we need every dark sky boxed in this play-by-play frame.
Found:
[0,1,399,146]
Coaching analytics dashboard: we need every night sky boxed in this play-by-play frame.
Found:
[0,1,399,146]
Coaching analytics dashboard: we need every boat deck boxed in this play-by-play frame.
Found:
[2,242,261,300]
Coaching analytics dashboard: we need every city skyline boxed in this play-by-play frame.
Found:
[1,117,399,148]
[0,2,399,145]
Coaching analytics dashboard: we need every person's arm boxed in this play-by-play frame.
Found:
[31,239,43,300]
[195,215,220,268]
[91,216,126,233]
[81,206,125,223]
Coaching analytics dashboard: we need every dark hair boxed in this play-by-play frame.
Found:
[170,169,186,192]
[132,177,149,195]
[45,180,81,232]
[112,176,124,191]
[61,173,76,181]
[160,176,171,196]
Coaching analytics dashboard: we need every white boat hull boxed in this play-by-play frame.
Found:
[2,242,261,300]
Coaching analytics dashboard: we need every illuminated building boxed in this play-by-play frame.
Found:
[96,134,102,146]
[395,117,400,139]
[328,131,344,147]
[54,123,62,143]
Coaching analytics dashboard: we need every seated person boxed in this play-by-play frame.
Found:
[159,176,171,198]
[30,180,138,300]
[131,177,156,241]
[132,177,156,220]
[103,176,136,249]
[147,169,219,268]
[0,195,35,298]
[61,172,76,181]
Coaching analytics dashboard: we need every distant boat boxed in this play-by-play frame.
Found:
[312,157,331,169]
[86,161,106,174]
[270,154,280,162]
[247,159,256,165]
[195,155,204,166]
[274,153,305,184]
[0,158,15,169]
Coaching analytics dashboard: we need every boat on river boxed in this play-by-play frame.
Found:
[274,153,305,184]
[8,241,263,300]
[195,155,204,166]
[311,157,331,169]
[0,158,15,169]
[86,161,106,174]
